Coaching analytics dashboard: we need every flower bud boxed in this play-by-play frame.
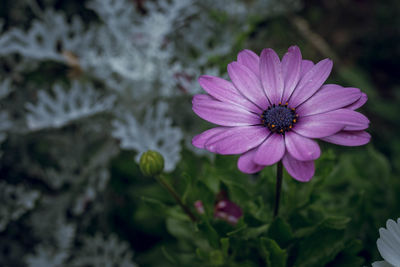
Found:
[139,150,164,177]
[194,200,205,214]
[214,199,242,225]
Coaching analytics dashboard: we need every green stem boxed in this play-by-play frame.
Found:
[273,161,283,218]
[155,174,197,222]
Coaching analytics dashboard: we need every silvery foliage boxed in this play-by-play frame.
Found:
[25,81,116,130]
[0,9,94,62]
[0,181,40,232]
[0,78,13,151]
[112,102,183,172]
[0,78,13,99]
[26,216,75,267]
[72,168,111,216]
[0,0,299,265]
[0,0,286,166]
[69,234,137,267]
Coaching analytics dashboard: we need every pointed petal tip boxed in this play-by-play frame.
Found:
[282,153,315,182]
[288,45,301,52]
[237,149,265,174]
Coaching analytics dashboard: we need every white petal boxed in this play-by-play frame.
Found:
[377,218,400,267]
[372,261,394,267]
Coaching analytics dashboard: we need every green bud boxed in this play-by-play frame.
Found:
[139,150,164,177]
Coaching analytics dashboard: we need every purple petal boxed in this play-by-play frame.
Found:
[321,131,371,146]
[253,133,285,165]
[237,149,265,174]
[192,127,228,149]
[346,92,368,110]
[294,109,369,138]
[300,60,314,77]
[237,49,260,77]
[296,84,362,116]
[285,132,321,161]
[281,46,302,103]
[341,110,370,131]
[205,126,267,155]
[293,115,343,138]
[228,62,268,109]
[282,153,315,182]
[289,58,333,107]
[192,94,261,126]
[260,48,284,104]
[198,75,262,113]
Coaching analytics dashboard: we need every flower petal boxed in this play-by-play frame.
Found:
[289,58,333,107]
[294,109,369,138]
[378,224,400,267]
[346,92,368,110]
[281,46,302,103]
[301,60,314,77]
[371,261,393,267]
[293,116,342,139]
[321,131,371,146]
[237,49,260,77]
[386,219,400,247]
[341,110,370,131]
[296,84,362,116]
[205,126,267,155]
[228,62,268,110]
[253,133,285,165]
[260,48,284,104]
[237,149,264,174]
[282,153,315,182]
[285,132,321,161]
[192,94,260,126]
[192,127,228,149]
[198,75,262,113]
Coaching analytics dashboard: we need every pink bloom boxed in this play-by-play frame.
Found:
[194,200,205,214]
[214,199,243,225]
[192,46,370,182]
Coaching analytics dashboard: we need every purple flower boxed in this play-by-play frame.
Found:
[214,199,243,225]
[192,46,370,182]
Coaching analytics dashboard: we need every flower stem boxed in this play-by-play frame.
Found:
[155,174,197,222]
[273,161,283,218]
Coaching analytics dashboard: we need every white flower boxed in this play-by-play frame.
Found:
[372,218,400,267]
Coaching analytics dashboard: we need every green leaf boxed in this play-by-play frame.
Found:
[198,221,220,249]
[196,248,208,261]
[166,217,195,240]
[327,240,365,267]
[141,196,167,211]
[267,217,293,248]
[259,237,287,267]
[293,216,350,267]
[226,224,247,237]
[209,250,224,266]
[242,224,269,240]
[161,246,177,264]
[181,173,194,204]
[220,238,229,257]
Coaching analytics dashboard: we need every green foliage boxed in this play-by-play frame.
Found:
[107,139,400,266]
[260,237,287,267]
[104,3,400,266]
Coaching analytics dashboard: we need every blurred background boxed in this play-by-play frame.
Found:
[0,0,399,266]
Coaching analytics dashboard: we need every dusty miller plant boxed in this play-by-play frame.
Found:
[0,0,300,265]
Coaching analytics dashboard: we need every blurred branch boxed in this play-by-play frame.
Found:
[288,14,341,66]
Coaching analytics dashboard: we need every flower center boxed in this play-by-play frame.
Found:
[261,103,298,134]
